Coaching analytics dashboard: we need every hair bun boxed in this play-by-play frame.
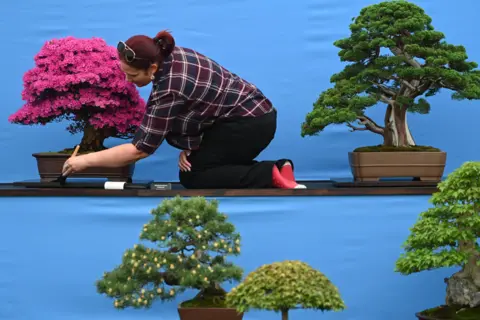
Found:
[153,30,175,57]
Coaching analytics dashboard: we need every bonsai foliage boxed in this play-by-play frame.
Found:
[301,0,480,148]
[395,161,480,308]
[96,196,243,309]
[8,36,146,153]
[226,260,345,320]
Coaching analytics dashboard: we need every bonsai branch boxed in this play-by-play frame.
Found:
[375,83,397,97]
[156,272,180,286]
[380,94,395,105]
[389,76,431,99]
[346,123,367,131]
[456,240,480,283]
[168,241,196,253]
[359,115,382,128]
[397,78,416,91]
[374,78,420,99]
[390,46,422,68]
[418,81,433,93]
[389,44,435,99]
[439,80,458,91]
[194,283,227,298]
[347,115,384,135]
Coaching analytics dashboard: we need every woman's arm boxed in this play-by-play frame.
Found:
[62,91,184,176]
[61,143,148,176]
[82,143,149,168]
[84,91,185,167]
[84,91,184,167]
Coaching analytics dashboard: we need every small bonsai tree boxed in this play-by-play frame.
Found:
[225,260,345,320]
[8,36,146,153]
[395,161,480,318]
[96,196,243,309]
[301,0,480,150]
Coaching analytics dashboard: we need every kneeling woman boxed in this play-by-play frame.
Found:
[62,30,305,189]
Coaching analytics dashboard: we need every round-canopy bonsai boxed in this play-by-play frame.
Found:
[225,260,345,320]
[8,36,145,154]
[301,0,480,152]
[395,161,480,319]
[96,196,243,310]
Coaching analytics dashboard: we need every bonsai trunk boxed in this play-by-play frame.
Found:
[78,124,109,153]
[193,283,227,299]
[281,309,289,320]
[183,282,228,307]
[445,241,480,308]
[383,104,415,147]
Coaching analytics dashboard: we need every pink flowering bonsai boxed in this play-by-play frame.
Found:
[8,36,146,153]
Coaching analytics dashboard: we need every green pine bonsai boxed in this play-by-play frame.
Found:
[395,162,480,319]
[301,0,480,152]
[225,260,345,320]
[96,196,243,309]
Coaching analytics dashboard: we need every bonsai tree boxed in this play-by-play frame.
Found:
[301,0,480,150]
[8,36,146,153]
[395,161,480,318]
[225,260,345,320]
[96,196,243,309]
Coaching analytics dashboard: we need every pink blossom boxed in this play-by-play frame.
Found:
[9,36,146,136]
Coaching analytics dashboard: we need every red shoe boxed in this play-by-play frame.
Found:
[272,165,306,189]
[280,162,295,181]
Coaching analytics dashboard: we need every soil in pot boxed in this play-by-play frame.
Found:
[178,291,243,320]
[417,305,480,320]
[353,145,441,152]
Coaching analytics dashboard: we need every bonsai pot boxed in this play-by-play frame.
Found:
[33,152,135,182]
[178,307,243,320]
[415,305,480,320]
[348,151,447,182]
[414,305,480,320]
[416,311,441,320]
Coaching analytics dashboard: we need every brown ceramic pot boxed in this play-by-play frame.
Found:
[348,151,447,182]
[32,152,135,182]
[416,312,437,320]
[177,307,243,320]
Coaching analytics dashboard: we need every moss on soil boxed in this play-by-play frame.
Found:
[353,145,441,152]
[180,293,227,308]
[40,148,97,155]
[420,305,480,320]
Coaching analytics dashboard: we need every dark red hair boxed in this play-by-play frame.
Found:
[119,30,175,70]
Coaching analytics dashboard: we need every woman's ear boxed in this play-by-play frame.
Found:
[148,63,158,77]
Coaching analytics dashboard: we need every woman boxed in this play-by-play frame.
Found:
[62,30,306,189]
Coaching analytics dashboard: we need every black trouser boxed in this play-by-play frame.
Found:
[179,108,290,189]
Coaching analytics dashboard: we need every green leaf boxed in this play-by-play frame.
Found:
[395,161,480,275]
[96,196,243,310]
[301,0,480,138]
[225,261,346,314]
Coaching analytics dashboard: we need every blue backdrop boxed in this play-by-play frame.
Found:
[0,0,479,319]
[0,196,456,320]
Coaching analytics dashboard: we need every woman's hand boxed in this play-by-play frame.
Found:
[179,150,191,172]
[62,155,90,176]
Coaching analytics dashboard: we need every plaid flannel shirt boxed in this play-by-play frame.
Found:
[131,46,274,154]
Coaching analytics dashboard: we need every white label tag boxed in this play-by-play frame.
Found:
[104,181,126,190]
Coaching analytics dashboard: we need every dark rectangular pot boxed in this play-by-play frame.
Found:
[414,304,480,320]
[178,307,243,320]
[33,152,135,182]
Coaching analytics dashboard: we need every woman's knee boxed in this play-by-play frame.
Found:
[179,170,197,189]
